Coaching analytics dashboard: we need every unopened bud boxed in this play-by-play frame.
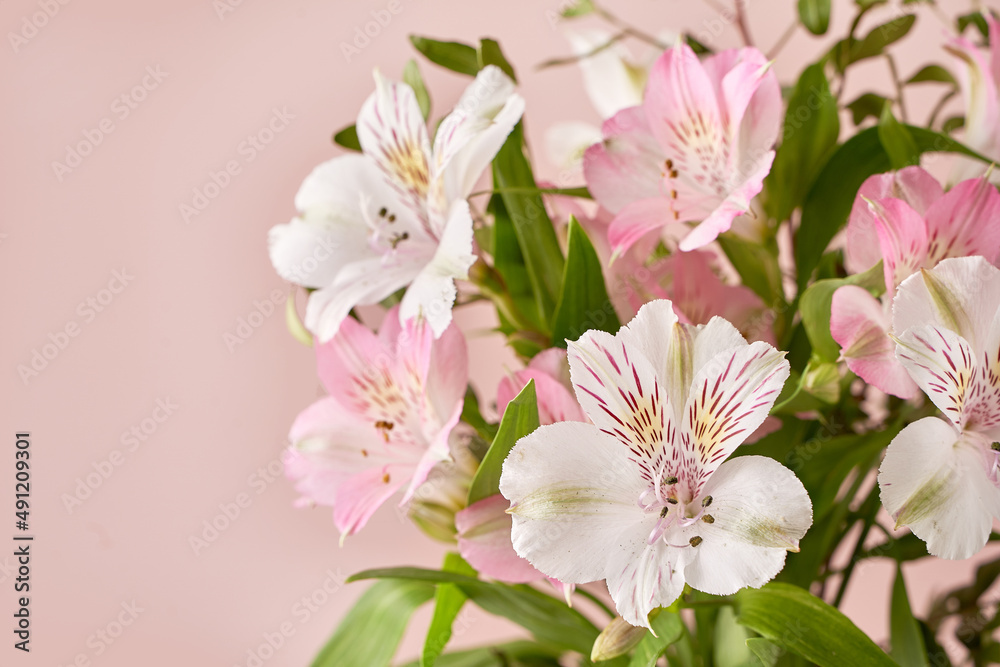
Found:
[591,615,648,662]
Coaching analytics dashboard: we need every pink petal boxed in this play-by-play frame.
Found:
[456,495,542,584]
[844,167,943,275]
[868,197,930,291]
[315,314,394,411]
[607,199,679,257]
[924,176,1000,266]
[499,369,585,426]
[583,107,667,214]
[333,465,410,539]
[830,285,917,399]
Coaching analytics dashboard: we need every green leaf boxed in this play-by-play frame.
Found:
[467,380,539,505]
[717,232,783,305]
[628,610,683,667]
[333,124,361,152]
[684,33,713,55]
[735,583,896,667]
[798,0,831,35]
[550,217,621,347]
[846,92,890,125]
[349,567,599,654]
[489,194,546,335]
[799,261,884,362]
[890,565,929,667]
[478,38,516,82]
[311,579,434,667]
[410,36,480,75]
[766,63,840,222]
[746,638,783,666]
[461,386,499,444]
[860,532,930,562]
[493,123,566,325]
[399,642,563,667]
[878,104,920,169]
[714,606,754,667]
[561,0,595,17]
[942,116,965,133]
[422,554,477,667]
[851,15,916,63]
[906,64,956,85]
[957,12,990,38]
[403,59,432,120]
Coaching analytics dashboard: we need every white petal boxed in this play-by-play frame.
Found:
[566,29,646,119]
[893,256,1000,354]
[434,66,525,207]
[567,326,671,483]
[356,71,433,222]
[545,121,603,172]
[683,456,812,595]
[500,422,653,584]
[679,343,789,495]
[267,217,366,288]
[398,201,476,337]
[500,421,683,628]
[878,418,1000,560]
[305,256,423,342]
[896,324,977,431]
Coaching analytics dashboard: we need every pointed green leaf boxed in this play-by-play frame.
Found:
[489,194,546,334]
[403,59,432,120]
[410,36,480,75]
[890,565,929,667]
[766,63,840,222]
[878,105,919,169]
[851,15,916,63]
[311,579,434,667]
[422,554,478,667]
[550,217,621,347]
[798,0,831,35]
[906,64,956,85]
[561,0,595,18]
[461,386,499,444]
[746,638,783,666]
[333,124,361,152]
[735,583,896,667]
[399,642,563,667]
[846,92,890,125]
[348,566,599,654]
[467,380,539,505]
[493,124,566,325]
[716,232,784,305]
[478,38,516,82]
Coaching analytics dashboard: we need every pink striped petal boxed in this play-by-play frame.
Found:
[924,176,1000,266]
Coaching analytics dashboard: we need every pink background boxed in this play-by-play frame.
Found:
[2,0,997,665]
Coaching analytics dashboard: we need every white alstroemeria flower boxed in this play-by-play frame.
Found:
[499,300,812,627]
[269,66,525,341]
[545,29,670,173]
[878,256,1000,559]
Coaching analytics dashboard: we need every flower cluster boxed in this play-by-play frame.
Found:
[267,5,1000,665]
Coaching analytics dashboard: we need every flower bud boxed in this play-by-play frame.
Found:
[590,615,648,662]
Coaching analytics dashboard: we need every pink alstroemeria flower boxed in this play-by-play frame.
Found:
[457,349,581,598]
[948,14,1000,182]
[269,66,524,342]
[500,301,812,627]
[831,167,1000,398]
[879,257,1000,559]
[583,42,781,254]
[283,306,468,542]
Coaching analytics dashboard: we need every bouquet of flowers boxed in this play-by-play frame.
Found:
[267,2,1000,665]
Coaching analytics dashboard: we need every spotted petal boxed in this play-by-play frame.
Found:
[878,417,1000,560]
[356,71,433,226]
[924,176,1000,266]
[683,456,812,595]
[678,341,789,497]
